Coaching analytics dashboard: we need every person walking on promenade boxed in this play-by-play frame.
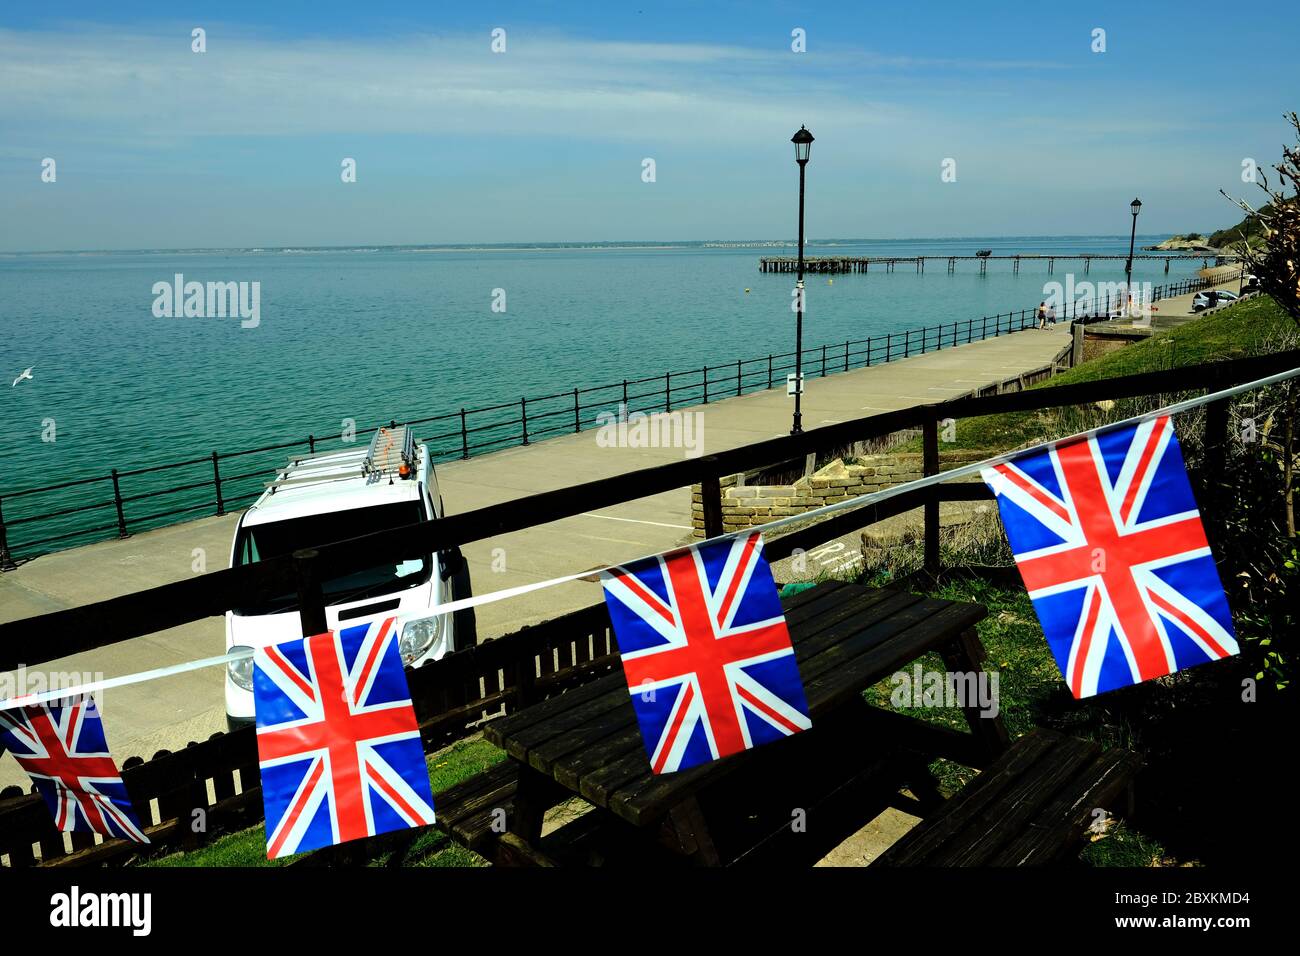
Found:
[1036,301,1048,330]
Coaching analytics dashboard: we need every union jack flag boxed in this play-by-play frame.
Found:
[600,532,811,774]
[253,618,436,858]
[0,694,148,843]
[982,416,1239,698]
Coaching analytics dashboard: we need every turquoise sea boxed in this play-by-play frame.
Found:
[0,236,1205,556]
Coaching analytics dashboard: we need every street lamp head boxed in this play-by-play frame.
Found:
[1130,198,1142,216]
[791,125,814,164]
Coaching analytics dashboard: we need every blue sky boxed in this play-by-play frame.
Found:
[1,1,1296,251]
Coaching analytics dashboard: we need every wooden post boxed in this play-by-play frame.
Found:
[1203,398,1230,542]
[923,417,940,576]
[293,548,327,636]
[700,457,724,538]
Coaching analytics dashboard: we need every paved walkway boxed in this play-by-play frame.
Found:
[0,325,1070,783]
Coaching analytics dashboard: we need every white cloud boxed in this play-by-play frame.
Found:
[0,26,909,146]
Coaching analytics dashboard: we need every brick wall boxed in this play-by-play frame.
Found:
[690,451,988,536]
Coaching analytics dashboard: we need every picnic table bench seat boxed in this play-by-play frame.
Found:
[432,760,519,855]
[872,727,1142,867]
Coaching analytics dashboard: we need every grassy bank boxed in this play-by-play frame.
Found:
[912,294,1296,454]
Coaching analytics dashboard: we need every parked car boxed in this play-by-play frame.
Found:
[1243,274,1260,292]
[1192,289,1236,311]
[222,424,473,731]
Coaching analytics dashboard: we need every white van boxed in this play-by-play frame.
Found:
[223,424,472,730]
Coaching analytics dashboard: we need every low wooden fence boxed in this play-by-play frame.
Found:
[0,602,618,866]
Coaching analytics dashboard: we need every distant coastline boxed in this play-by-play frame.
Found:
[0,234,1177,258]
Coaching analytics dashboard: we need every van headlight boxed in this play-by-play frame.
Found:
[227,648,255,691]
[400,617,440,665]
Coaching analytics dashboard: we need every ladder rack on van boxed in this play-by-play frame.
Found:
[363,425,416,480]
[264,423,417,494]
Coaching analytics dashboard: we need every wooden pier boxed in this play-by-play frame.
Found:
[758,253,1233,275]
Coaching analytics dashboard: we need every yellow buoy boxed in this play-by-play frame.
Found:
[828,278,833,285]
[744,288,750,294]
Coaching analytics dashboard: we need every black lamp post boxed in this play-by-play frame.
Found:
[1125,197,1142,296]
[790,125,814,435]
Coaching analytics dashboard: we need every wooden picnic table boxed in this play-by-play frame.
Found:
[481,579,1008,865]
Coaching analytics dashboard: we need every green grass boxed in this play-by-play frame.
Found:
[141,736,505,868]
[904,295,1296,454]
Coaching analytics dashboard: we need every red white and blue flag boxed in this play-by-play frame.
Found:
[253,618,436,858]
[0,694,149,843]
[982,416,1239,698]
[600,532,811,774]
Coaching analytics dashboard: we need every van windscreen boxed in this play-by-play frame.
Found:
[232,501,430,615]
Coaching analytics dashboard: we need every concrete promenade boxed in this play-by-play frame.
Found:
[0,325,1072,784]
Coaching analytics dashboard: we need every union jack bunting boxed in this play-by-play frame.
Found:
[600,532,811,774]
[0,694,149,843]
[253,618,436,858]
[982,416,1239,698]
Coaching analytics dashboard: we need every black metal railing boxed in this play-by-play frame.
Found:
[0,274,1221,565]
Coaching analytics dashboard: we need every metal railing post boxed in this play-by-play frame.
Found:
[0,498,17,571]
[665,372,671,412]
[844,340,850,371]
[459,408,469,460]
[767,355,773,390]
[520,397,529,445]
[703,366,710,404]
[308,434,316,453]
[212,451,225,516]
[736,359,742,397]
[110,469,129,538]
[573,388,581,433]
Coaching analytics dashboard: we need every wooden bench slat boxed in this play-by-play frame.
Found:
[989,748,1143,866]
[936,735,1101,866]
[873,729,1064,865]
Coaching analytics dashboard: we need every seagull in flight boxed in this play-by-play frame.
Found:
[12,367,34,387]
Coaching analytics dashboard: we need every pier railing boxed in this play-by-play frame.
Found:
[0,274,1220,564]
[0,346,1293,865]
